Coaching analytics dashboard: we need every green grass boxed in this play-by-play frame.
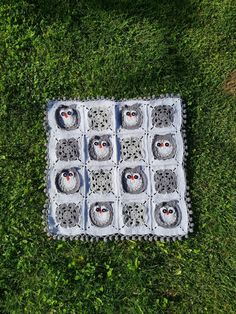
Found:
[0,0,236,313]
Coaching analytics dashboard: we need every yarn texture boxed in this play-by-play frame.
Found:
[43,96,192,241]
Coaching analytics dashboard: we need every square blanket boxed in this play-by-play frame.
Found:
[43,95,193,241]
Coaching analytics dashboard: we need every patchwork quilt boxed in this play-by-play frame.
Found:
[43,95,193,241]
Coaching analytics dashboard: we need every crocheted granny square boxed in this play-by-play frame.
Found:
[43,95,193,241]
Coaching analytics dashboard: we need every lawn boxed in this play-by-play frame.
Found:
[0,0,235,313]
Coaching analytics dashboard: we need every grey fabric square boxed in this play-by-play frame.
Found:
[88,107,112,131]
[122,203,147,227]
[56,138,80,161]
[151,105,174,127]
[154,169,177,194]
[55,203,81,228]
[89,169,113,194]
[120,137,144,161]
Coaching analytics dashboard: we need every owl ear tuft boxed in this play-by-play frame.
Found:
[59,105,67,110]
[102,135,109,140]
[170,200,178,207]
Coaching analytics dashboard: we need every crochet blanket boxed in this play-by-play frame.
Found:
[43,95,193,241]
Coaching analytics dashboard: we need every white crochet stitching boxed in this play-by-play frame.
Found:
[45,97,190,240]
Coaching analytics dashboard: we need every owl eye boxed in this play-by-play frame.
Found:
[169,209,173,214]
[61,111,66,116]
[126,111,131,116]
[165,142,170,147]
[126,173,132,179]
[133,173,139,179]
[162,208,167,213]
[63,172,67,177]
[69,172,73,177]
[102,141,108,147]
[94,141,99,146]
[67,111,72,115]
[156,142,161,147]
[95,207,100,212]
[131,111,136,116]
[102,208,108,212]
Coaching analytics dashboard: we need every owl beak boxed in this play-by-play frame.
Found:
[165,211,170,215]
[130,175,135,180]
[99,144,103,148]
[64,113,68,118]
[66,175,70,181]
[160,143,164,147]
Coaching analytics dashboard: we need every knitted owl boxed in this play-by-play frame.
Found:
[55,168,80,194]
[89,202,113,227]
[122,166,147,194]
[121,104,143,129]
[152,134,176,160]
[154,200,182,228]
[55,105,80,130]
[88,135,113,161]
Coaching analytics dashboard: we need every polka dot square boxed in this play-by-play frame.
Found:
[44,96,192,240]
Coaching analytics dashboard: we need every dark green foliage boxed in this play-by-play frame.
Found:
[0,0,235,313]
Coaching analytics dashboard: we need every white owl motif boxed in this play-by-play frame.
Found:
[88,135,113,161]
[56,168,80,194]
[55,105,79,130]
[89,202,113,227]
[122,166,147,194]
[155,201,182,228]
[152,134,176,160]
[121,104,143,129]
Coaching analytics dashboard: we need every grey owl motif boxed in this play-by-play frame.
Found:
[122,166,147,194]
[88,135,113,161]
[152,134,177,160]
[154,200,182,228]
[55,105,80,130]
[121,104,143,129]
[55,167,81,194]
[89,202,113,227]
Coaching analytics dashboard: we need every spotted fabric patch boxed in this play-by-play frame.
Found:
[88,107,112,131]
[56,138,80,161]
[55,203,81,228]
[151,105,174,128]
[120,137,145,162]
[122,203,147,227]
[45,97,191,240]
[154,169,177,194]
[88,170,113,194]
